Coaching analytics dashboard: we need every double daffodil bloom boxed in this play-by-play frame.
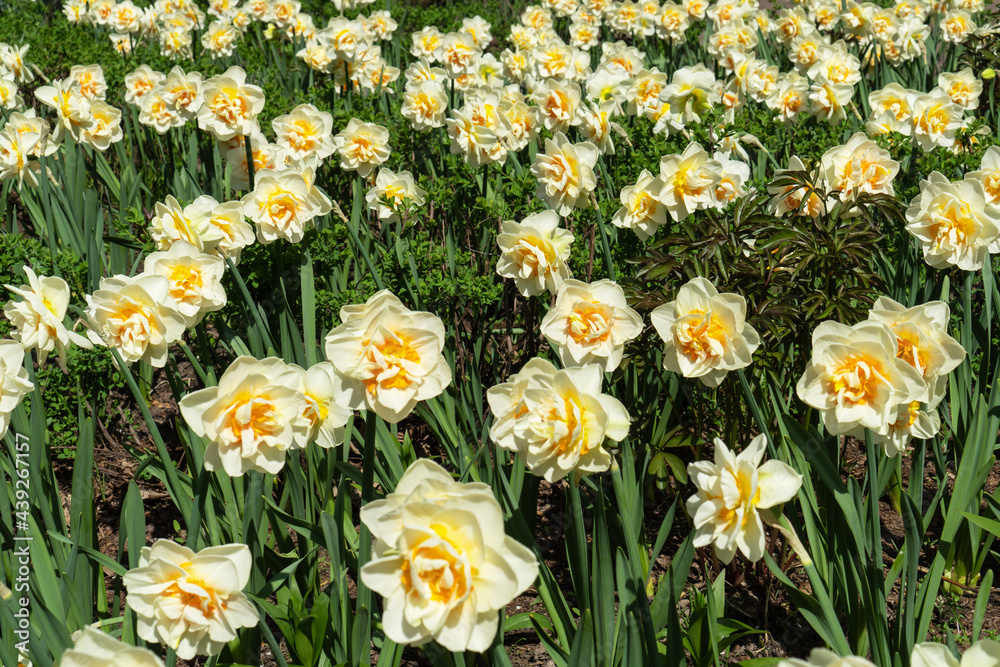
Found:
[332,118,391,178]
[688,435,802,563]
[796,320,926,438]
[84,274,186,368]
[179,356,313,475]
[0,340,33,441]
[495,211,574,297]
[360,459,538,652]
[59,627,164,667]
[530,131,599,216]
[650,277,760,387]
[539,279,643,372]
[611,169,667,241]
[489,361,630,483]
[123,540,258,659]
[324,290,452,423]
[905,172,1000,271]
[4,266,92,367]
[197,66,265,141]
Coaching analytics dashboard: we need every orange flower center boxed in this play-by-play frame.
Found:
[895,331,929,375]
[362,332,422,394]
[401,528,472,604]
[165,562,227,618]
[677,309,728,362]
[567,301,613,345]
[828,354,884,406]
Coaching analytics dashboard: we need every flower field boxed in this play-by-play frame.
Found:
[2,0,1000,664]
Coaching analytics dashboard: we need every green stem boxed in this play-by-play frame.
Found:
[224,256,276,354]
[356,410,378,658]
[568,476,591,614]
[111,347,189,518]
[592,202,616,281]
[244,135,255,192]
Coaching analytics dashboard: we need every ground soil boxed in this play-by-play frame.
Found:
[50,357,1000,666]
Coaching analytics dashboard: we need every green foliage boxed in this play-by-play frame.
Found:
[0,235,122,456]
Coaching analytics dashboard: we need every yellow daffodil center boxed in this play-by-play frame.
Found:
[235,395,278,440]
[892,400,922,428]
[828,353,884,406]
[676,309,728,362]
[303,391,328,425]
[362,330,422,394]
[170,85,197,109]
[210,89,249,123]
[413,92,440,116]
[289,119,318,150]
[631,191,658,218]
[169,263,204,295]
[982,170,1000,202]
[567,302,613,345]
[542,394,594,456]
[513,234,558,277]
[929,198,975,248]
[349,136,377,160]
[672,163,706,198]
[383,184,406,205]
[546,91,572,119]
[167,561,227,618]
[895,331,929,375]
[401,529,472,604]
[715,467,762,528]
[263,190,300,226]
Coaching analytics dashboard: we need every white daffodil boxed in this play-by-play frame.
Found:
[495,211,574,297]
[0,340,33,441]
[4,266,92,367]
[197,66,265,141]
[332,118,391,177]
[657,142,722,221]
[123,540,258,659]
[241,168,328,244]
[143,240,228,327]
[179,356,312,475]
[487,357,559,454]
[867,296,965,407]
[271,103,335,162]
[360,459,538,652]
[650,277,760,387]
[967,145,1000,206]
[687,434,802,563]
[530,131,599,216]
[819,132,899,199]
[796,320,927,438]
[911,639,1000,667]
[905,172,1000,271]
[501,363,631,483]
[539,279,643,371]
[84,274,186,367]
[59,626,164,667]
[611,169,668,241]
[323,290,452,423]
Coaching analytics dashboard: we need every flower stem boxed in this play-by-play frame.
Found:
[355,409,378,658]
[243,134,255,192]
[567,476,591,614]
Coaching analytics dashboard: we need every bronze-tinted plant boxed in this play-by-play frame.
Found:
[625,171,905,381]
